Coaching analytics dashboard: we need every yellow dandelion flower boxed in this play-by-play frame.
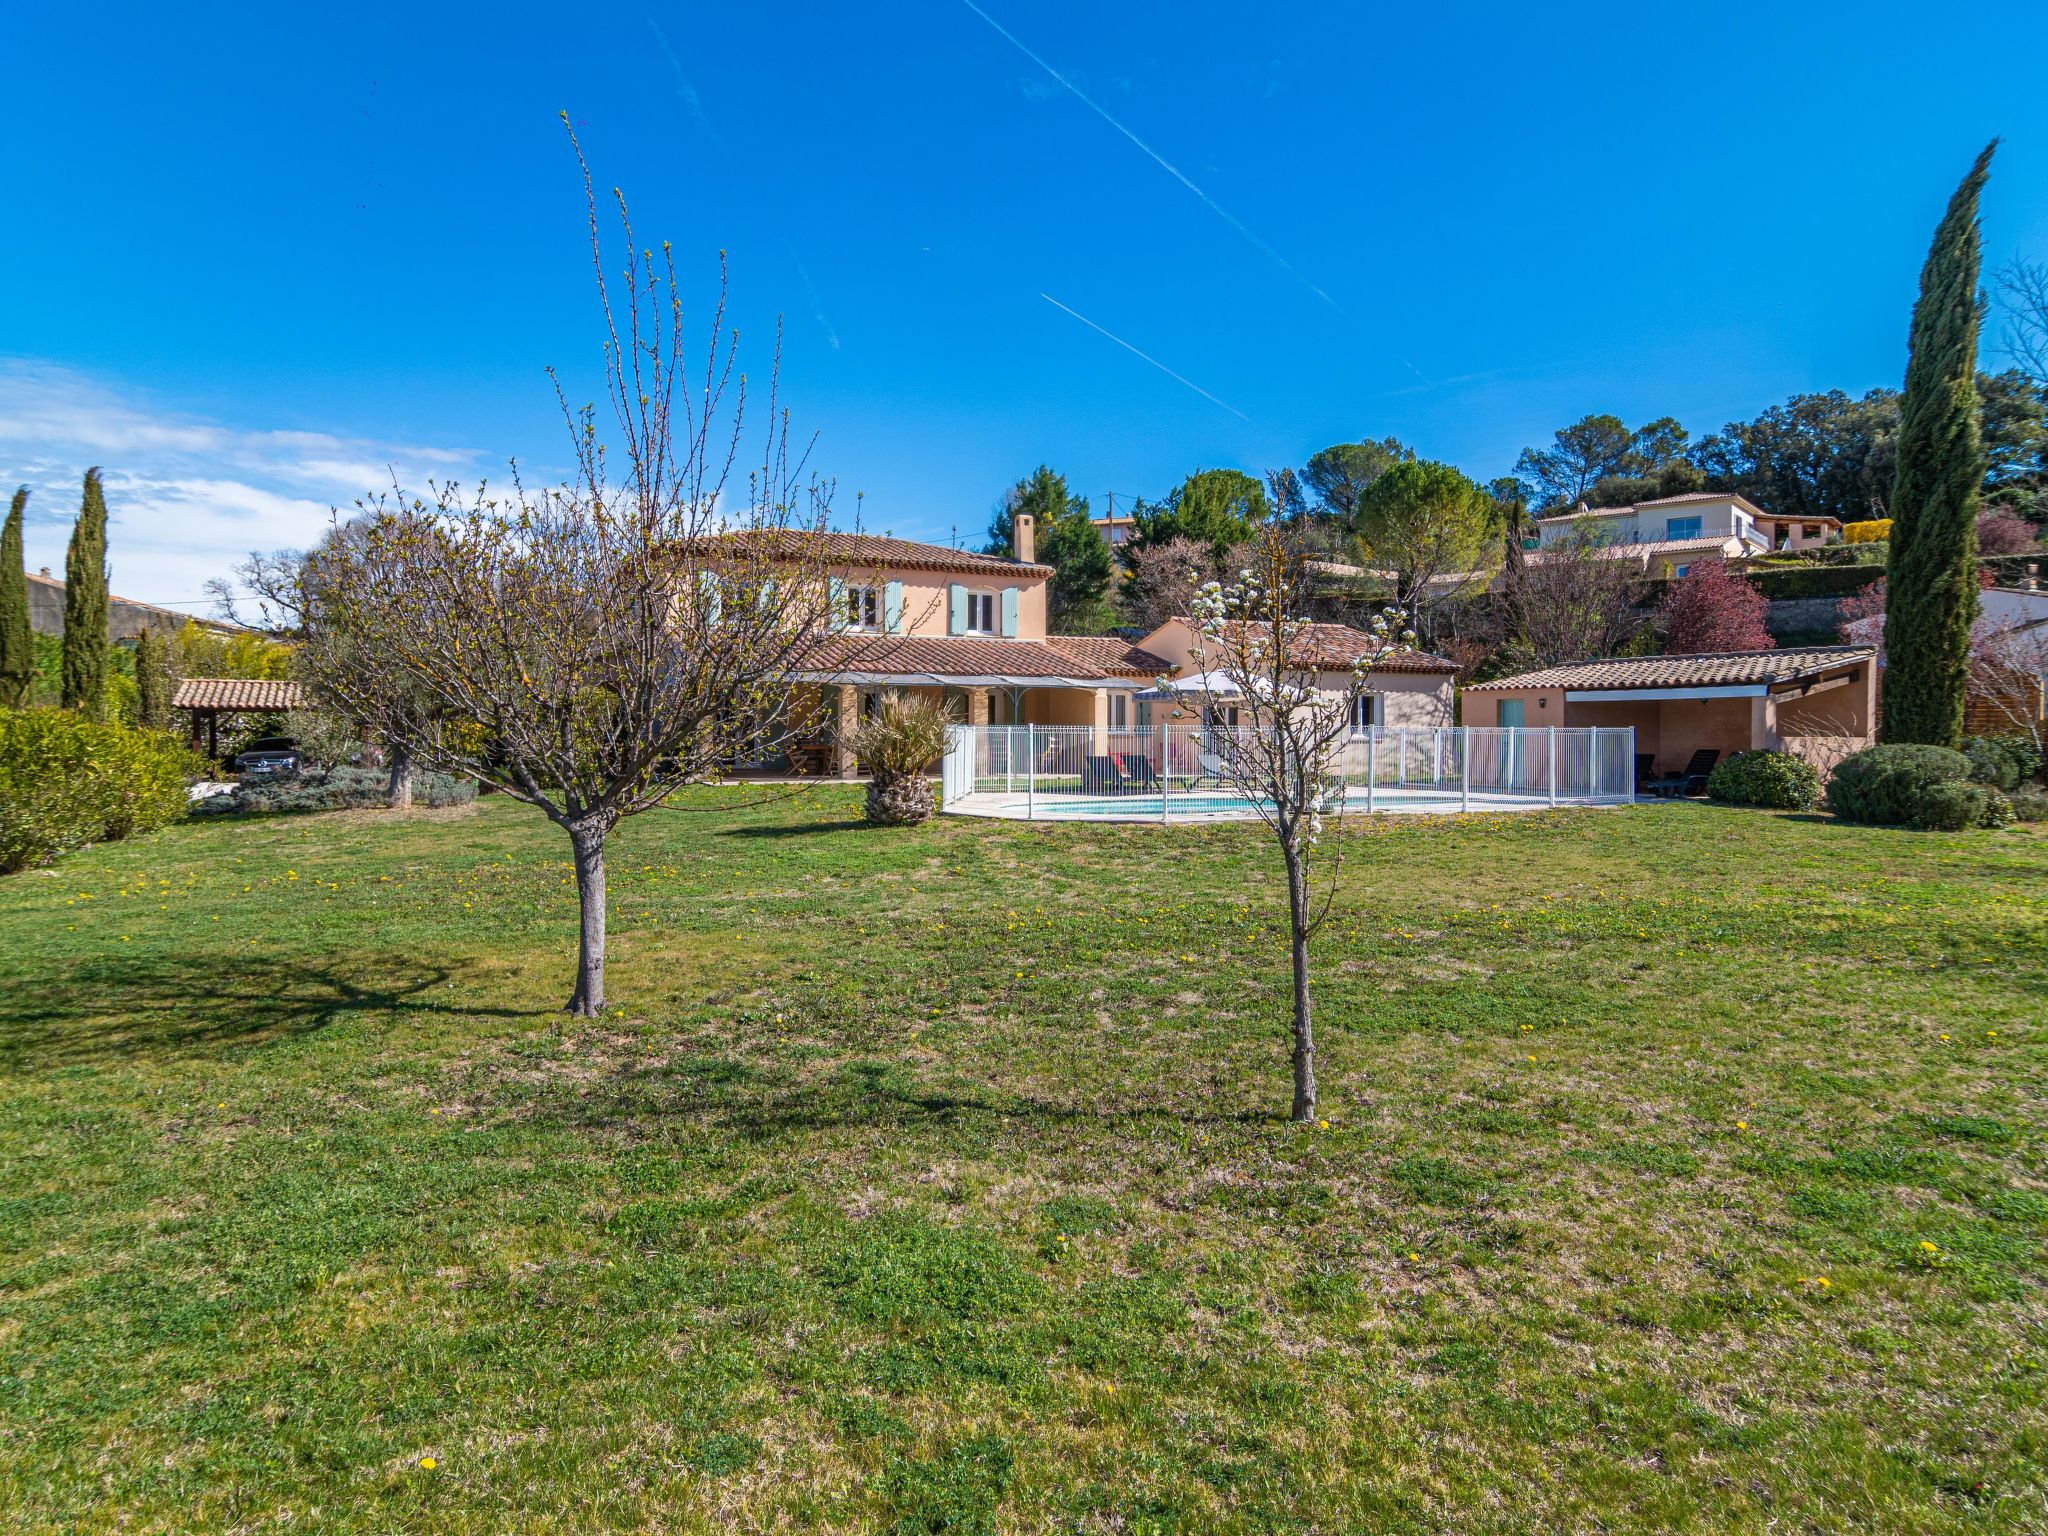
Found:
[1919,1240,1939,1253]
[420,1456,437,1470]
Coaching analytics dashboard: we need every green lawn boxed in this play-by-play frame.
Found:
[2,791,2045,1533]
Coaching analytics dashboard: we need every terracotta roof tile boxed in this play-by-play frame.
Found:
[1465,646,1874,692]
[1044,636,1174,676]
[799,635,1114,680]
[711,530,1052,578]
[171,678,305,711]
[1175,619,1458,674]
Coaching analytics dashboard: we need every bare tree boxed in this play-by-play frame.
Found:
[1972,620,2048,756]
[1503,524,1651,668]
[2000,259,2048,382]
[1178,499,1411,1121]
[1125,533,1266,633]
[293,123,854,1016]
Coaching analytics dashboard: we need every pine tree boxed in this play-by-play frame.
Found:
[1882,143,1996,746]
[135,626,171,729]
[62,467,111,721]
[0,487,31,707]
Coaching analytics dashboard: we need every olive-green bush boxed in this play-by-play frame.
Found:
[1961,734,2044,792]
[1825,743,2010,829]
[0,708,201,872]
[192,765,475,818]
[1706,749,1821,810]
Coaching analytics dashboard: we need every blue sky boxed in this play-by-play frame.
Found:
[4,1,2046,610]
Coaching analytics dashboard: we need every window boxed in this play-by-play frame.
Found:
[843,583,881,630]
[1665,515,1703,540]
[1107,692,1130,730]
[1671,563,1693,579]
[965,590,997,633]
[1498,699,1525,728]
[1802,524,1821,540]
[1351,693,1382,736]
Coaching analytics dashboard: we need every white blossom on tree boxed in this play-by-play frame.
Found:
[1177,499,1414,1120]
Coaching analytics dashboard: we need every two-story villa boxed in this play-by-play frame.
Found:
[775,513,1171,775]
[1529,491,1781,576]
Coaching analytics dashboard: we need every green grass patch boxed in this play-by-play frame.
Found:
[0,790,2044,1531]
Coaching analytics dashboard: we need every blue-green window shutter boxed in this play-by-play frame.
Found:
[1499,699,1525,728]
[948,583,967,635]
[884,580,904,634]
[697,571,721,624]
[999,588,1019,637]
[827,576,845,630]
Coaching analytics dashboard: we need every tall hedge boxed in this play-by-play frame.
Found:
[61,468,110,721]
[0,707,199,872]
[1881,144,1995,747]
[0,487,30,707]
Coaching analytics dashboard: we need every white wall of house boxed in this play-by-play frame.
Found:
[1535,495,1762,550]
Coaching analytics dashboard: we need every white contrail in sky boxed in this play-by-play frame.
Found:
[960,0,1337,311]
[1040,293,1247,420]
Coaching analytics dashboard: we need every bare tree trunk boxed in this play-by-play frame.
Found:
[567,819,608,1017]
[386,741,414,810]
[1282,837,1316,1122]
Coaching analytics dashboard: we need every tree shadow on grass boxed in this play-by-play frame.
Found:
[717,818,876,839]
[0,951,539,1071]
[532,1052,1278,1142]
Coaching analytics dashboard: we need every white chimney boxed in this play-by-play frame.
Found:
[1014,510,1036,564]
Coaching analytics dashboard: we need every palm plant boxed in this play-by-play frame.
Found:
[843,695,956,825]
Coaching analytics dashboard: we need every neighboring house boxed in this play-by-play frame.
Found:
[1464,646,1877,777]
[1527,492,1774,578]
[27,568,241,641]
[1090,513,1137,547]
[761,516,1172,775]
[1134,616,1458,735]
[1751,510,1844,551]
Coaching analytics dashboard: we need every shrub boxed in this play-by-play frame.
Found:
[1960,734,2044,791]
[2010,788,2048,823]
[1706,749,1821,810]
[192,765,474,818]
[1843,518,1892,544]
[1825,744,1973,827]
[1911,781,1990,832]
[0,708,200,873]
[842,696,957,826]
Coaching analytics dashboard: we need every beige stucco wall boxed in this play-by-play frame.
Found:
[825,562,1048,640]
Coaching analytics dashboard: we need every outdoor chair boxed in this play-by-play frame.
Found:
[1112,753,1162,792]
[1193,750,1230,789]
[1083,755,1123,793]
[1646,748,1719,798]
[1633,753,1655,796]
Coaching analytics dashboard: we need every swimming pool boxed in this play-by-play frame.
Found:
[1033,794,1274,819]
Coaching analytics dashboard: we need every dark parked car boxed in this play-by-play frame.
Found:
[232,736,302,776]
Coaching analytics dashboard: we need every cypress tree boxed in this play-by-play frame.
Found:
[1881,142,1995,746]
[135,626,170,729]
[62,467,111,721]
[0,487,31,707]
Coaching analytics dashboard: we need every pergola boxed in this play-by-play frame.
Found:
[171,677,305,760]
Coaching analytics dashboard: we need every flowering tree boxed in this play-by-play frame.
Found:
[291,123,851,1016]
[1660,559,1774,652]
[1180,504,1411,1121]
